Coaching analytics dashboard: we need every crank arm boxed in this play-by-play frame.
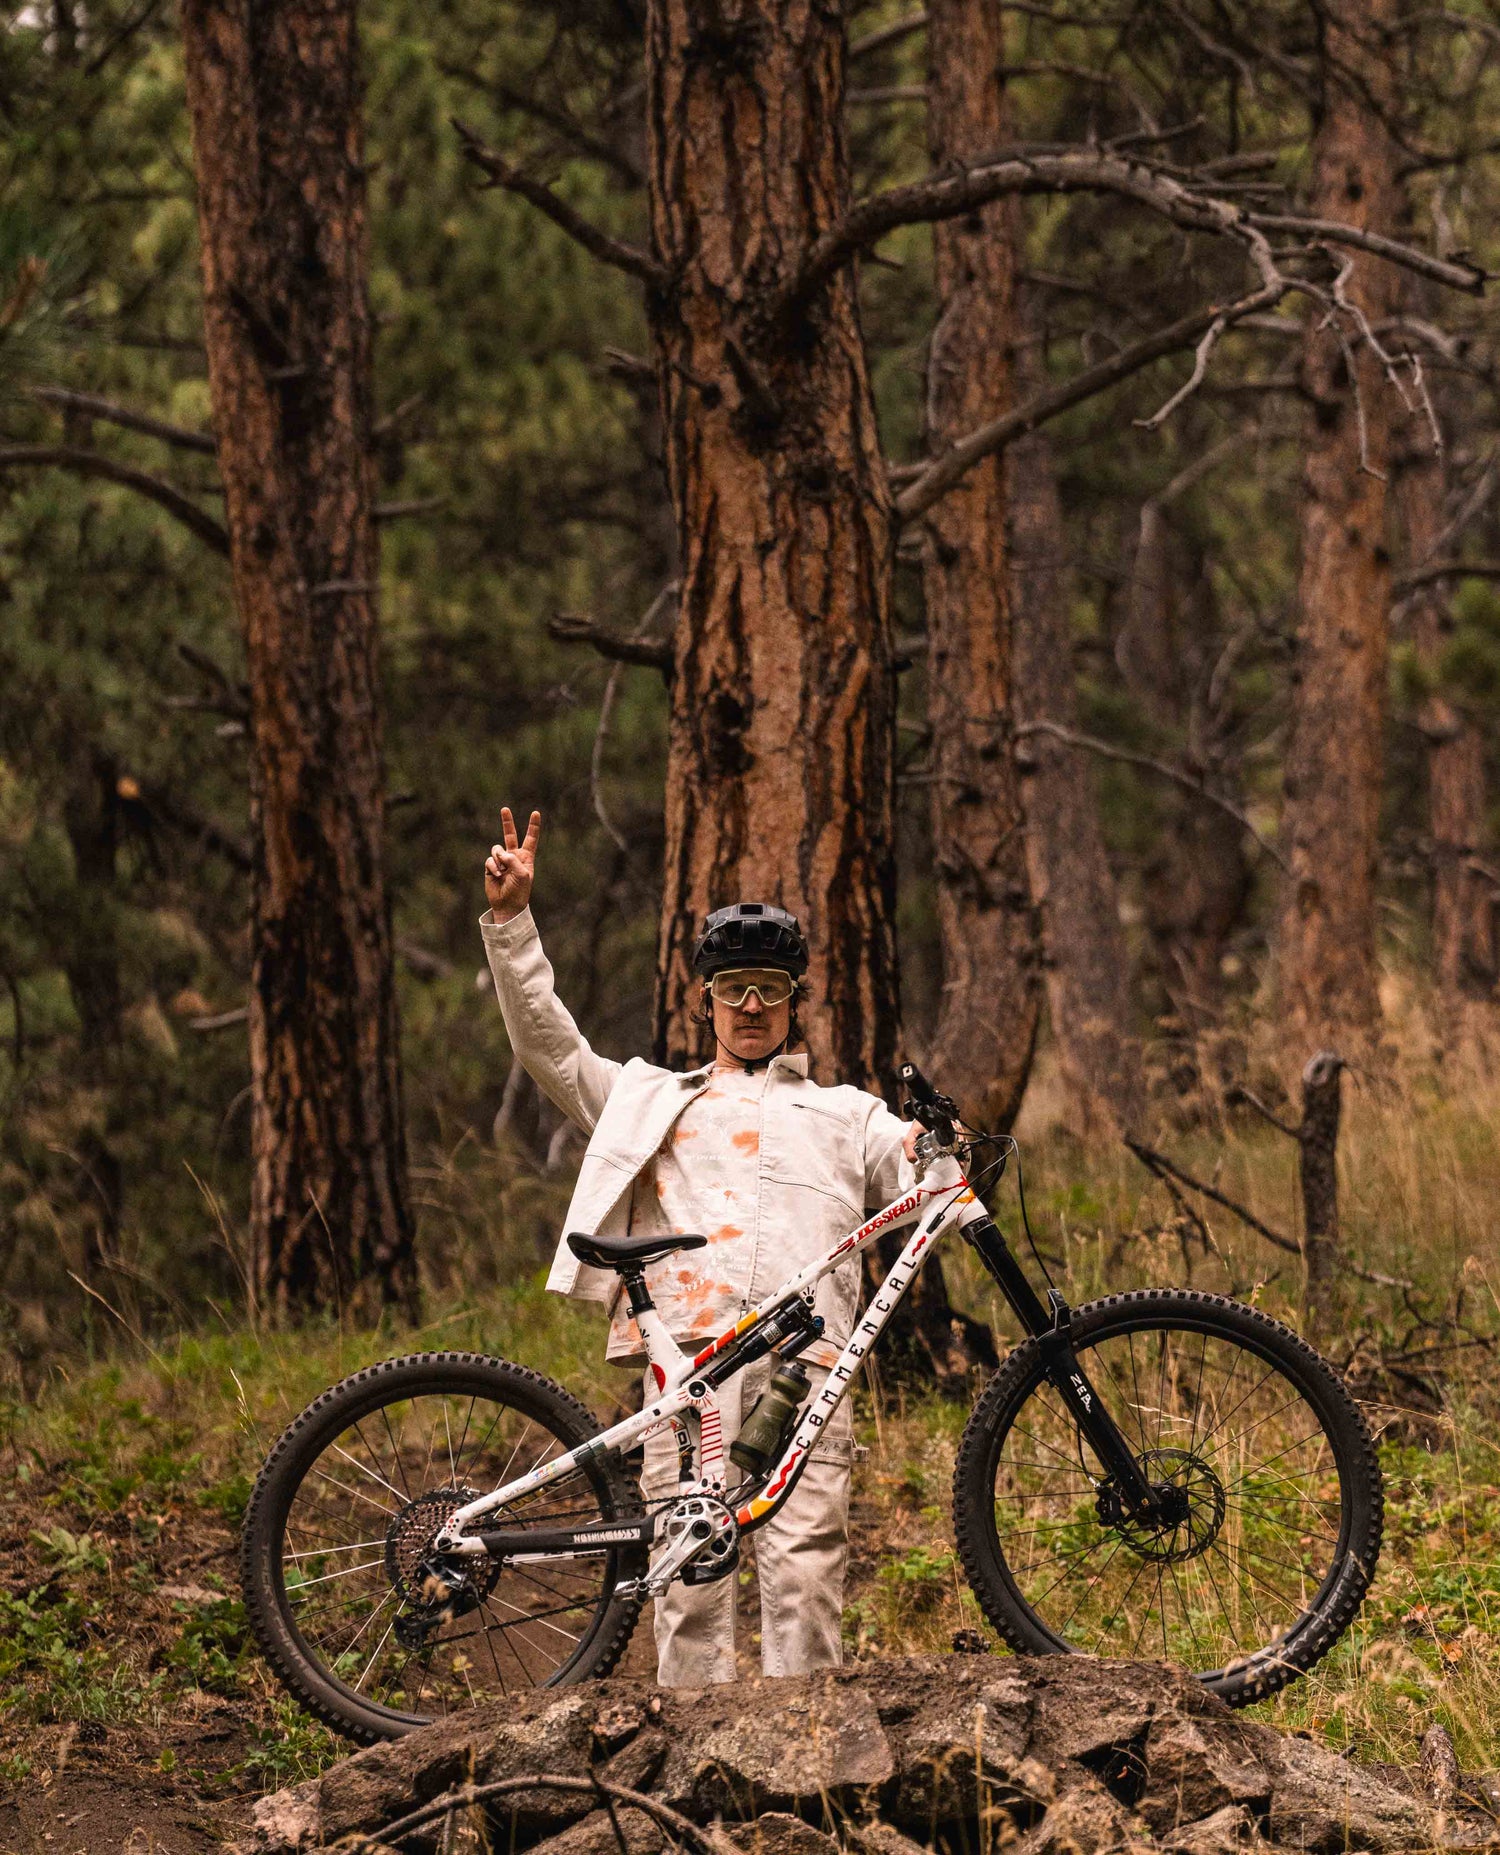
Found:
[621,1512,722,1602]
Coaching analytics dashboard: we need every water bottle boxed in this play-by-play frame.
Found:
[730,1359,811,1474]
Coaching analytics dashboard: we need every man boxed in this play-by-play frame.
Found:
[482,805,919,1686]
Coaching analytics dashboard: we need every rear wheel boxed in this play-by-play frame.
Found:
[241,1352,644,1743]
[952,1290,1381,1706]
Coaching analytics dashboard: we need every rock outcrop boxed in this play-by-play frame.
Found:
[234,1656,1500,1855]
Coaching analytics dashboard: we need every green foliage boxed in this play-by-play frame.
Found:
[29,1525,110,1576]
[165,1597,249,1693]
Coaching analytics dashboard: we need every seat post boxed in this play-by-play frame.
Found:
[620,1268,655,1318]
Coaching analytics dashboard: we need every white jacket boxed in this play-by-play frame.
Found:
[480,908,915,1354]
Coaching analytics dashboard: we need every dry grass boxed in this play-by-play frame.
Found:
[2,1019,1498,1785]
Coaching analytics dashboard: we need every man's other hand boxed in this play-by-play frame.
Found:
[485,808,541,922]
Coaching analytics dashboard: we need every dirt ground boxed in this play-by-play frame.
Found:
[0,1460,842,1853]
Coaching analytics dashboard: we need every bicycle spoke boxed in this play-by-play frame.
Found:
[979,1311,1362,1685]
[268,1376,627,1724]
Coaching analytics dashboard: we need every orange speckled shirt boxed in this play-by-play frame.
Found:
[606,1066,838,1369]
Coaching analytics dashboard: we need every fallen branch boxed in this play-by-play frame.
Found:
[1014,718,1289,873]
[1131,1146,1214,1255]
[370,1771,740,1855]
[1228,1083,1298,1139]
[1125,1138,1301,1255]
[454,120,670,293]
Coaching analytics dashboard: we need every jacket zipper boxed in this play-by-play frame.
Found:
[742,1061,774,1313]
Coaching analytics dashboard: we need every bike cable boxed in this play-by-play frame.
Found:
[957,1128,1058,1296]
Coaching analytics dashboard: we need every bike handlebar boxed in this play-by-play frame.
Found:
[898,1060,959,1149]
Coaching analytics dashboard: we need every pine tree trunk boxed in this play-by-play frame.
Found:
[1277,3,1401,1052]
[1399,450,1499,1025]
[182,0,415,1323]
[1010,304,1144,1140]
[645,0,899,1093]
[1298,1049,1343,1339]
[1120,508,1249,1028]
[918,0,1040,1132]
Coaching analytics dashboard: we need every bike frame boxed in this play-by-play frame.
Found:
[436,1147,1160,1567]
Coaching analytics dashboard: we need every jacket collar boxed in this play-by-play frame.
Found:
[680,1051,810,1085]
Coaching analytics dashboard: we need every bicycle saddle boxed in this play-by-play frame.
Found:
[566,1230,708,1271]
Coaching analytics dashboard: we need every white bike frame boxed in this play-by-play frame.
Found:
[437,1150,989,1559]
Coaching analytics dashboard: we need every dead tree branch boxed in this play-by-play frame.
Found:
[1250,213,1486,290]
[0,446,229,553]
[850,9,928,59]
[778,146,1482,317]
[454,120,669,292]
[549,582,679,676]
[1395,556,1500,591]
[33,386,217,454]
[548,615,672,671]
[1014,718,1290,873]
[591,663,630,857]
[896,290,1284,522]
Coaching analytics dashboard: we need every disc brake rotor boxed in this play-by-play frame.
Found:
[1097,1447,1227,1563]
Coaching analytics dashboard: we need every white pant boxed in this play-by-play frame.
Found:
[640,1359,853,1686]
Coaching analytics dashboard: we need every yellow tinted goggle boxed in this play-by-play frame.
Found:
[708,969,795,1008]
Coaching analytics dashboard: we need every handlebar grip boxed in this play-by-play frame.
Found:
[899,1062,957,1145]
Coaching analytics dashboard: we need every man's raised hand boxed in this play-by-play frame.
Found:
[484,808,541,922]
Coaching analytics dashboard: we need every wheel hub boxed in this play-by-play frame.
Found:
[1096,1448,1226,1563]
[384,1485,499,1647]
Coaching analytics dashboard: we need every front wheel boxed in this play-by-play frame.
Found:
[241,1352,645,1743]
[952,1290,1382,1707]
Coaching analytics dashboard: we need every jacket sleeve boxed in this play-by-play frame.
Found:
[861,1097,917,1209]
[480,907,622,1133]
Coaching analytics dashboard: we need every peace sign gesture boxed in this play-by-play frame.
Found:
[484,808,541,922]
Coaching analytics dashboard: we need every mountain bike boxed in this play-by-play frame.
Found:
[242,1063,1382,1743]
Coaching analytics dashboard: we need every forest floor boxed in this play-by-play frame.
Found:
[4,1058,1500,1849]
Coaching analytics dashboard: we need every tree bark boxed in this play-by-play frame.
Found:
[1119,504,1249,1028]
[918,0,1040,1132]
[645,0,899,1094]
[1010,304,1144,1140]
[1277,1,1402,1053]
[182,0,416,1322]
[1398,449,1500,1027]
[1298,1049,1343,1338]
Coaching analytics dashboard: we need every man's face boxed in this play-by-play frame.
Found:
[704,969,794,1063]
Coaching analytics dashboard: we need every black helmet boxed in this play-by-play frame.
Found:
[691,902,809,979]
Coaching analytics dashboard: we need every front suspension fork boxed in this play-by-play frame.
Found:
[962,1215,1161,1519]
